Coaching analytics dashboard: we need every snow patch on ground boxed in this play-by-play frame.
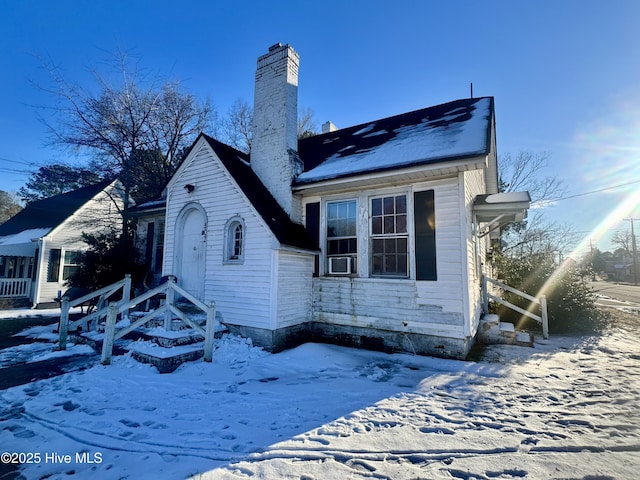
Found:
[0,320,639,479]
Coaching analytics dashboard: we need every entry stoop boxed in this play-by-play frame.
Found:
[479,314,534,347]
[128,325,228,373]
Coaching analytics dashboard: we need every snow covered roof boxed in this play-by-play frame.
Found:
[0,180,113,238]
[0,228,50,255]
[202,134,318,252]
[296,97,494,185]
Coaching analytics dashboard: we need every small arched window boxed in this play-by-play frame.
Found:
[224,217,245,263]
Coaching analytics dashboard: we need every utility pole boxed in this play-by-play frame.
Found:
[624,218,638,286]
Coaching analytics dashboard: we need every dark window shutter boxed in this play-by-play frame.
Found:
[306,202,320,277]
[145,222,155,268]
[414,190,437,281]
[47,248,62,283]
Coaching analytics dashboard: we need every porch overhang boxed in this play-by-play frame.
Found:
[0,228,50,256]
[473,192,530,238]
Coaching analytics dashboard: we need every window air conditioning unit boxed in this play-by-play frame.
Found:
[328,257,352,275]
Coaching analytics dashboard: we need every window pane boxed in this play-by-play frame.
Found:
[372,217,382,235]
[384,216,395,234]
[383,197,395,214]
[397,238,408,254]
[372,238,383,254]
[371,198,382,216]
[372,255,382,274]
[396,214,407,233]
[385,254,396,273]
[398,254,408,275]
[396,195,406,214]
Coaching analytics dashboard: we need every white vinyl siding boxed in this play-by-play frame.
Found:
[164,138,314,331]
[306,176,469,340]
[276,251,314,328]
[462,168,487,337]
[33,182,124,305]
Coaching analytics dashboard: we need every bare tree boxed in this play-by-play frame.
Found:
[611,230,633,255]
[498,151,575,258]
[499,151,566,205]
[297,106,317,139]
[220,100,318,153]
[500,211,579,259]
[221,99,253,153]
[35,52,214,218]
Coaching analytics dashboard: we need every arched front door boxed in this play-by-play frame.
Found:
[175,204,207,301]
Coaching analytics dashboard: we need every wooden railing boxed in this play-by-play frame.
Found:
[482,275,549,339]
[0,278,31,298]
[100,277,215,365]
[57,275,215,365]
[59,275,132,350]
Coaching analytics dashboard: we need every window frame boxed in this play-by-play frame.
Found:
[369,194,409,278]
[325,198,358,276]
[62,250,82,281]
[223,216,245,264]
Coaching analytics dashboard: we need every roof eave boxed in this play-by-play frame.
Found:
[293,154,488,195]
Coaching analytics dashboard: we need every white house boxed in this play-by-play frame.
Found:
[0,180,125,308]
[160,44,529,359]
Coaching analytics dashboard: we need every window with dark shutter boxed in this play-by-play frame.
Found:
[306,202,320,277]
[47,248,62,282]
[414,190,437,281]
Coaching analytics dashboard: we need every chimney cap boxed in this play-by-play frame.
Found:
[268,42,283,52]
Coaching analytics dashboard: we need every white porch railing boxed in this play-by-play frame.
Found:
[482,275,549,339]
[0,278,32,298]
[59,275,132,350]
[58,275,216,365]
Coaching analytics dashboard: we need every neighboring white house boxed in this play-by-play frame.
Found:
[0,180,125,308]
[158,43,529,359]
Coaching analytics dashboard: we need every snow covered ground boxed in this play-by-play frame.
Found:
[1,310,639,479]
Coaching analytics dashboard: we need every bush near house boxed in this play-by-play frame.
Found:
[67,228,145,292]
[491,252,608,334]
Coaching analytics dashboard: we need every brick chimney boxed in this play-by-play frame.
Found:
[251,43,302,221]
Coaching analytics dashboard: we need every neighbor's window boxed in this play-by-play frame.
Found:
[371,195,408,277]
[225,217,245,263]
[47,249,62,282]
[62,251,82,280]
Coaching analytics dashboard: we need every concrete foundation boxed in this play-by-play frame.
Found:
[223,321,475,360]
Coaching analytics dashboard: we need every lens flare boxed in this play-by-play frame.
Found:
[517,189,640,331]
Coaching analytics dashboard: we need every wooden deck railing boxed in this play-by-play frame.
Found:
[482,275,549,339]
[57,275,215,365]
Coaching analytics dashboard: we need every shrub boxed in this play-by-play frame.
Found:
[491,252,608,334]
[67,228,145,291]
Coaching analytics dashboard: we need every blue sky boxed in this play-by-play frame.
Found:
[1,0,639,253]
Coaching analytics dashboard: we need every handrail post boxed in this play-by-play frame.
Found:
[203,302,215,362]
[541,294,549,339]
[59,297,70,351]
[101,302,118,365]
[164,278,175,331]
[123,274,132,313]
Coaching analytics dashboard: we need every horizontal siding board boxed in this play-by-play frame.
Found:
[277,252,313,327]
[165,143,275,329]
